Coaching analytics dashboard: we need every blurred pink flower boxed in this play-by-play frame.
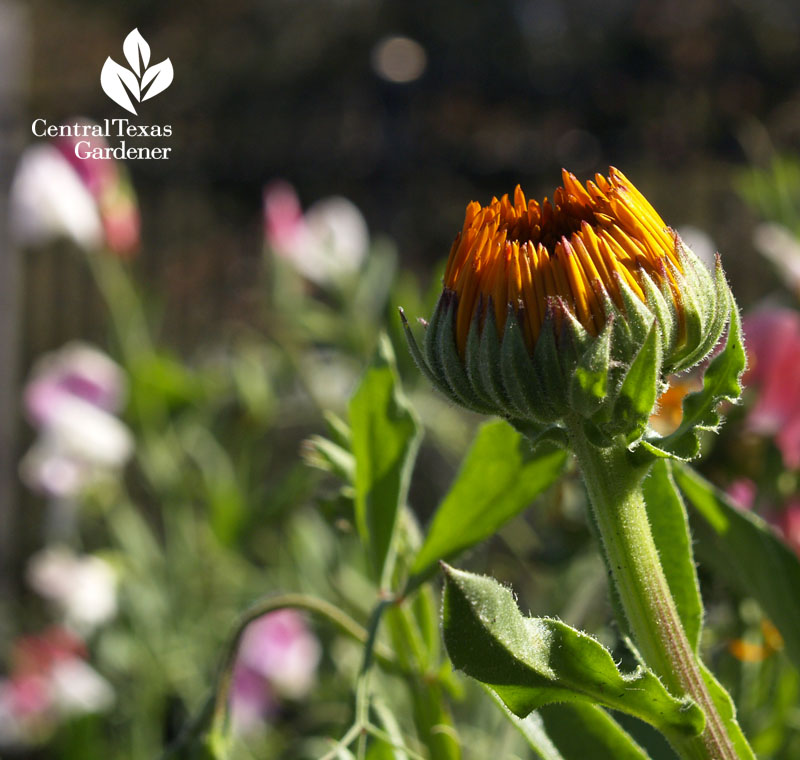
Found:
[263,181,305,252]
[0,628,113,746]
[229,610,320,734]
[263,181,369,286]
[9,118,140,257]
[20,343,132,498]
[743,309,800,468]
[774,501,800,556]
[24,342,126,428]
[54,123,141,258]
[726,478,757,510]
[230,663,276,736]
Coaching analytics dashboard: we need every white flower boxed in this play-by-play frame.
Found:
[27,547,117,632]
[43,396,132,467]
[20,398,133,498]
[753,222,800,293]
[49,659,114,715]
[10,144,103,250]
[263,182,369,286]
[302,196,369,282]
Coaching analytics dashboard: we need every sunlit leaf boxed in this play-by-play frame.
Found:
[441,565,704,738]
[537,704,651,760]
[490,688,652,760]
[674,464,800,671]
[350,335,421,579]
[407,421,566,590]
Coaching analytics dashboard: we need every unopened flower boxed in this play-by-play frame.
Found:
[27,547,117,632]
[404,168,731,441]
[263,181,369,286]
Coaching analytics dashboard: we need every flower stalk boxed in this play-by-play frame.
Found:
[567,425,745,760]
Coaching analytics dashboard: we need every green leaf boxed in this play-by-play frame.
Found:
[609,320,659,441]
[674,464,800,671]
[178,422,246,545]
[537,704,651,760]
[642,460,703,651]
[641,302,745,461]
[441,565,704,737]
[489,689,650,760]
[350,335,422,579]
[407,421,566,589]
[490,699,566,760]
[303,435,355,483]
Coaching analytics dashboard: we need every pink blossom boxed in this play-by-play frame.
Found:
[263,181,369,286]
[774,501,800,556]
[21,343,132,498]
[10,118,140,257]
[743,309,800,468]
[24,343,126,428]
[0,628,113,745]
[229,610,320,734]
[726,478,757,510]
[54,122,141,258]
[263,181,305,252]
[229,663,275,736]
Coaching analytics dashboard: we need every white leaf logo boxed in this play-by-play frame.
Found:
[141,59,173,101]
[100,28,173,114]
[100,58,140,114]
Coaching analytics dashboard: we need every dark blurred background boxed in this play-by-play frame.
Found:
[12,0,800,346]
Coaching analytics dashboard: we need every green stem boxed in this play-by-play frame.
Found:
[567,427,740,760]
